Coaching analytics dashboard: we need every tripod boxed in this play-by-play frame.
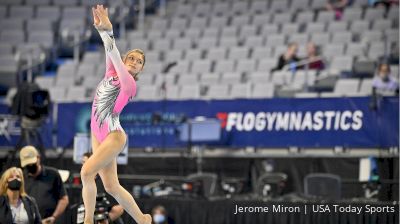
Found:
[3,116,45,170]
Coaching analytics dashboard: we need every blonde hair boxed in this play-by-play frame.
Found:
[0,167,27,196]
[123,49,146,66]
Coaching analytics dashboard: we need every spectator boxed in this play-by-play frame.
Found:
[326,0,350,19]
[372,63,399,94]
[151,205,174,224]
[272,42,300,72]
[0,167,42,224]
[82,152,125,224]
[305,42,325,70]
[19,145,69,224]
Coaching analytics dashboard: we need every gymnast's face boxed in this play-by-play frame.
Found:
[124,52,144,77]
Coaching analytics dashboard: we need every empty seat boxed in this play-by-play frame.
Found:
[252,14,271,26]
[197,37,218,49]
[209,16,228,27]
[202,27,220,38]
[323,44,345,58]
[305,22,326,33]
[184,28,202,39]
[342,7,362,21]
[260,24,279,35]
[151,18,168,30]
[239,25,258,39]
[62,7,86,19]
[179,84,201,99]
[272,13,292,24]
[310,32,331,45]
[52,0,78,6]
[165,85,180,99]
[189,17,208,29]
[346,43,367,57]
[165,49,183,63]
[251,83,275,98]
[316,11,335,23]
[228,47,249,60]
[257,58,277,72]
[193,3,211,17]
[249,1,268,13]
[136,86,160,101]
[244,36,265,48]
[291,0,310,11]
[327,21,348,32]
[265,34,286,46]
[25,0,51,5]
[360,30,383,43]
[220,26,238,37]
[172,37,192,50]
[65,86,88,102]
[220,72,243,84]
[205,84,230,99]
[231,14,250,26]
[296,10,314,23]
[230,83,251,98]
[359,78,373,95]
[49,87,67,102]
[311,0,326,9]
[349,20,370,33]
[35,76,55,89]
[26,19,53,32]
[169,60,191,74]
[364,7,385,21]
[280,23,299,35]
[191,60,212,74]
[9,6,34,19]
[371,19,393,31]
[231,1,248,14]
[200,73,221,85]
[184,49,203,61]
[219,37,238,48]
[270,0,289,12]
[177,74,199,85]
[170,17,188,29]
[142,61,163,74]
[0,19,24,31]
[288,33,309,45]
[0,30,25,44]
[206,47,227,60]
[212,2,230,16]
[36,6,61,21]
[331,32,352,44]
[252,47,273,59]
[28,31,54,48]
[214,60,235,73]
[236,59,257,73]
[152,39,171,51]
[330,56,353,71]
[324,79,359,97]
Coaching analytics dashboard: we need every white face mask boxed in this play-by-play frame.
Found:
[153,214,166,223]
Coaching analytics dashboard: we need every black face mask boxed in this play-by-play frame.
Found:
[25,164,38,174]
[8,179,21,191]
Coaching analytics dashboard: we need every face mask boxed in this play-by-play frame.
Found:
[8,179,21,191]
[153,214,166,224]
[25,164,38,174]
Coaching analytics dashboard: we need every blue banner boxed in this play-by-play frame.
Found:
[56,97,399,149]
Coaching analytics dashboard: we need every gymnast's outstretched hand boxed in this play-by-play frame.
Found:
[92,4,112,31]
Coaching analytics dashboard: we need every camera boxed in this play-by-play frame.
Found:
[77,193,111,224]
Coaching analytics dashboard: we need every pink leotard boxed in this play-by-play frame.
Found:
[91,30,136,142]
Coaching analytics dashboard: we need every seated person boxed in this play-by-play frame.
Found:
[272,42,300,72]
[304,42,325,70]
[151,205,174,224]
[372,63,399,95]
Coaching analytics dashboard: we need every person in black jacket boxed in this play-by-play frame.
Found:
[0,166,41,224]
